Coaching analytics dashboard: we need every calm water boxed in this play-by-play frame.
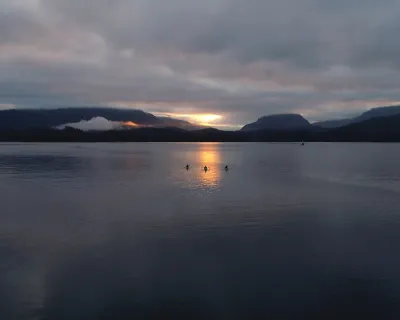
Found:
[1,142,400,319]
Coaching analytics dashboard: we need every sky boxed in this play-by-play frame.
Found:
[2,0,400,129]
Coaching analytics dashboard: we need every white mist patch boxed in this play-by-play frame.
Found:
[57,117,124,131]
[0,104,15,110]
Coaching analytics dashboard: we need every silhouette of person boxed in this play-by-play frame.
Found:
[204,166,208,172]
[186,164,190,170]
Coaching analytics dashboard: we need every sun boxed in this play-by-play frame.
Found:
[190,114,223,126]
[153,112,224,127]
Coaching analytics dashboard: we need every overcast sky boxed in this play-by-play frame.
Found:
[1,0,400,128]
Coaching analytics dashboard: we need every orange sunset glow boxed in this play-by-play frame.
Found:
[191,114,223,126]
[122,121,139,127]
[156,112,223,126]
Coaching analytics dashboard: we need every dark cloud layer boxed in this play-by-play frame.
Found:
[1,0,400,126]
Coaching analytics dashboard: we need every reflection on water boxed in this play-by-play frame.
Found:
[178,143,223,189]
[2,143,400,318]
[196,143,222,188]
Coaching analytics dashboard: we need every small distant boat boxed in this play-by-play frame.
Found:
[204,166,208,172]
[225,165,229,171]
[301,141,305,146]
[185,164,190,170]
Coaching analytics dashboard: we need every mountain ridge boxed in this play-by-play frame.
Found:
[2,104,400,142]
[313,105,400,128]
[241,114,312,131]
[2,112,400,141]
[0,107,202,131]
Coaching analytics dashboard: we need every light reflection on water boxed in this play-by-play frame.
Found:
[173,143,225,190]
[196,143,222,188]
[1,143,400,318]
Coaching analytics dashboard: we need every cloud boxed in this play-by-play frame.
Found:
[57,117,123,131]
[0,103,15,110]
[1,0,400,125]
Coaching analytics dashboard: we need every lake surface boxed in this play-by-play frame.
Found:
[1,142,400,319]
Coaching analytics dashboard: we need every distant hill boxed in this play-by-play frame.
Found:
[324,113,400,142]
[241,114,312,131]
[354,105,400,122]
[156,117,204,131]
[312,118,353,129]
[313,105,400,128]
[0,108,200,130]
